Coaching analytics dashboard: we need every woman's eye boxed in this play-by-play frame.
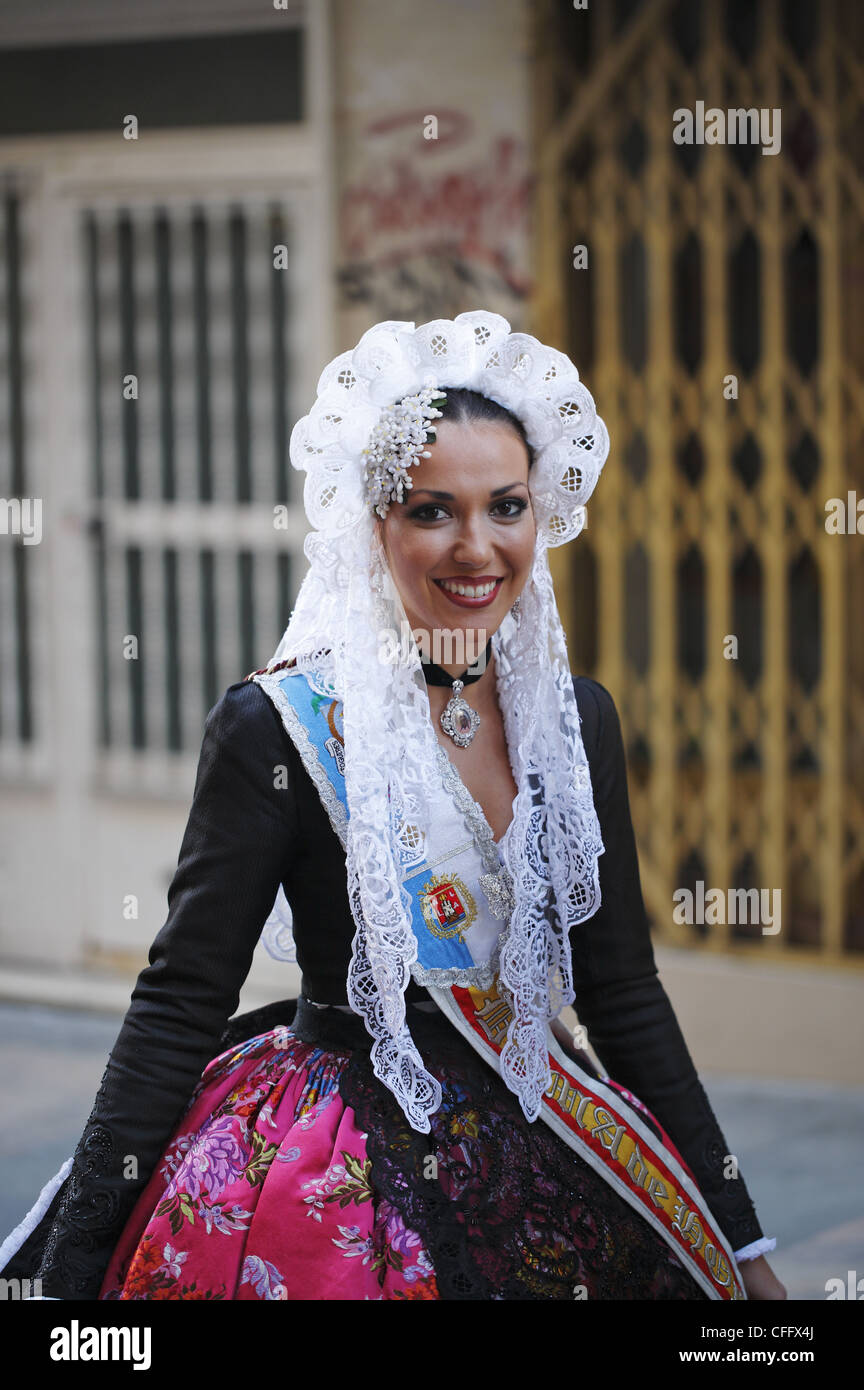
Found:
[410,505,447,521]
[409,498,528,522]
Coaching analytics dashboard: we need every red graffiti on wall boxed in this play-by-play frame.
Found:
[340,111,533,312]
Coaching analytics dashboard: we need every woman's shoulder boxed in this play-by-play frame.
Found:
[203,676,297,757]
[570,674,622,758]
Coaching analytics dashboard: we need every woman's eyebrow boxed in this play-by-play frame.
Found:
[409,481,528,500]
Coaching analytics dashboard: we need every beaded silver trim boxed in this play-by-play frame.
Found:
[432,742,516,922]
[406,839,474,881]
[479,868,516,919]
[410,954,499,990]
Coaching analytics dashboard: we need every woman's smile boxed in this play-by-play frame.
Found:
[432,576,504,607]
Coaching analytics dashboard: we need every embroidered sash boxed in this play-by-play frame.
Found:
[252,666,746,1301]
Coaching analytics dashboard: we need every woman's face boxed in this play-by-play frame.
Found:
[376,418,535,662]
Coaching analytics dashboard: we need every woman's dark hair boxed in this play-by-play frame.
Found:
[436,388,534,469]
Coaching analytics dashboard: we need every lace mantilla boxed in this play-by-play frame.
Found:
[254,311,609,1132]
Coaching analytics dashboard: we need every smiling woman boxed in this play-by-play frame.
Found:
[3,313,781,1301]
[375,393,535,823]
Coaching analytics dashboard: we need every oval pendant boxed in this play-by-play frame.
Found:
[440,681,480,748]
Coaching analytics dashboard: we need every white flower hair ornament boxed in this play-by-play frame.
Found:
[260,311,610,1133]
[362,386,447,520]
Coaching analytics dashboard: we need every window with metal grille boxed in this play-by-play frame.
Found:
[83,195,308,758]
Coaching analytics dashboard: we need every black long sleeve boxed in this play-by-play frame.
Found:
[33,681,298,1299]
[569,676,765,1252]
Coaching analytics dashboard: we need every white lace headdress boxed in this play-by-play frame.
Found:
[263,311,609,1132]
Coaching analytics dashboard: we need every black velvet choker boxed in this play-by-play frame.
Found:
[419,638,492,687]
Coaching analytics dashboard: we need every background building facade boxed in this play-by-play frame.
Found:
[0,0,861,1081]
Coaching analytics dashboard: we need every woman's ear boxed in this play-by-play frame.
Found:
[371,518,389,582]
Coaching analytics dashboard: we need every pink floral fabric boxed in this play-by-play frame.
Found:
[100,1030,439,1301]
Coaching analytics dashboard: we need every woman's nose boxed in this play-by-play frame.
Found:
[450,516,494,565]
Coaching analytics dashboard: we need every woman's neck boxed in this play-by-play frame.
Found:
[423,648,499,719]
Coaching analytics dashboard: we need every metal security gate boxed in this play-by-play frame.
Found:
[531,0,864,962]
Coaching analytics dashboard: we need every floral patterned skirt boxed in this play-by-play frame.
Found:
[100,998,707,1301]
